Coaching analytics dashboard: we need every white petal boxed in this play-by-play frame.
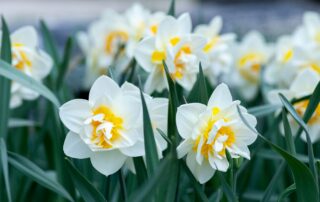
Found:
[134,37,156,72]
[59,99,92,133]
[176,103,207,139]
[119,141,145,157]
[144,68,166,94]
[90,149,127,176]
[11,26,38,47]
[89,76,121,104]
[63,131,92,159]
[177,13,192,34]
[10,94,22,109]
[209,155,229,172]
[186,152,215,184]
[31,50,53,80]
[177,139,193,159]
[207,83,233,109]
[290,69,319,97]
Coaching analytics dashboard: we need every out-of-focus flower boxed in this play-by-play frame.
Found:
[231,31,273,101]
[301,11,320,49]
[195,16,236,85]
[77,10,130,88]
[60,76,144,176]
[135,13,206,93]
[176,83,257,183]
[268,69,320,143]
[0,26,53,108]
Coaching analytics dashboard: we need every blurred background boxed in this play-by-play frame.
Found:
[2,0,320,42]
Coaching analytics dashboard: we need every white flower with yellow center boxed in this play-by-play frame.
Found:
[232,31,273,100]
[195,16,236,85]
[134,13,195,93]
[77,10,130,89]
[268,69,320,143]
[60,76,144,176]
[0,26,53,108]
[176,83,257,183]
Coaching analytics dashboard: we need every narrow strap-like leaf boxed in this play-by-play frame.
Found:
[237,106,319,202]
[0,59,60,108]
[167,0,175,16]
[8,152,73,201]
[57,36,73,90]
[278,184,296,202]
[279,94,318,185]
[65,159,105,202]
[0,17,12,139]
[0,138,11,202]
[140,89,159,175]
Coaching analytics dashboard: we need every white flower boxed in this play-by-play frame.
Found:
[300,11,320,49]
[176,83,257,183]
[77,10,131,89]
[195,16,236,85]
[60,76,144,176]
[135,13,206,93]
[0,26,53,108]
[231,31,273,100]
[268,69,320,143]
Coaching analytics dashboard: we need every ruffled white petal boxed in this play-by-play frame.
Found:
[63,131,92,159]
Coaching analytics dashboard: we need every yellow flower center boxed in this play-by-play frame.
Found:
[105,31,128,54]
[295,100,320,125]
[170,36,180,46]
[171,45,192,80]
[151,50,166,63]
[203,36,220,53]
[238,52,263,83]
[90,105,123,149]
[12,43,32,70]
[193,107,235,160]
[282,49,293,63]
[308,63,320,74]
[150,24,158,35]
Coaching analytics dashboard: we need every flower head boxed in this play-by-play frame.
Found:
[176,83,257,183]
[231,31,273,100]
[195,16,236,85]
[268,69,320,143]
[60,76,144,176]
[1,26,53,108]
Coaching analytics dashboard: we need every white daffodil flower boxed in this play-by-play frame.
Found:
[135,13,199,93]
[60,76,144,176]
[301,11,320,49]
[268,69,320,143]
[176,83,257,183]
[232,31,273,100]
[0,26,53,108]
[195,16,236,85]
[77,10,131,89]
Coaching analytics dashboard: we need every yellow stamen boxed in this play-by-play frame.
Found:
[171,45,192,79]
[12,43,32,70]
[295,100,320,125]
[282,49,293,63]
[151,50,166,63]
[170,36,180,46]
[203,36,220,53]
[91,105,123,149]
[105,31,128,54]
[150,25,158,35]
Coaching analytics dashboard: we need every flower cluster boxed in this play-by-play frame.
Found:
[59,75,257,183]
[0,26,53,108]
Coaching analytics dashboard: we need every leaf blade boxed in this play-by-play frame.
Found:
[0,138,11,202]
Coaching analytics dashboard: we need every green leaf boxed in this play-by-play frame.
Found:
[0,138,11,202]
[156,128,172,145]
[282,109,296,154]
[0,17,12,139]
[167,0,175,16]
[237,105,319,202]
[128,155,171,202]
[162,61,179,147]
[57,36,73,90]
[247,104,282,117]
[8,152,73,201]
[218,172,238,202]
[279,93,317,183]
[40,20,59,66]
[65,159,105,202]
[278,184,296,202]
[8,118,39,128]
[187,63,209,104]
[140,89,159,175]
[261,161,286,202]
[181,161,208,202]
[133,157,148,186]
[0,59,60,108]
